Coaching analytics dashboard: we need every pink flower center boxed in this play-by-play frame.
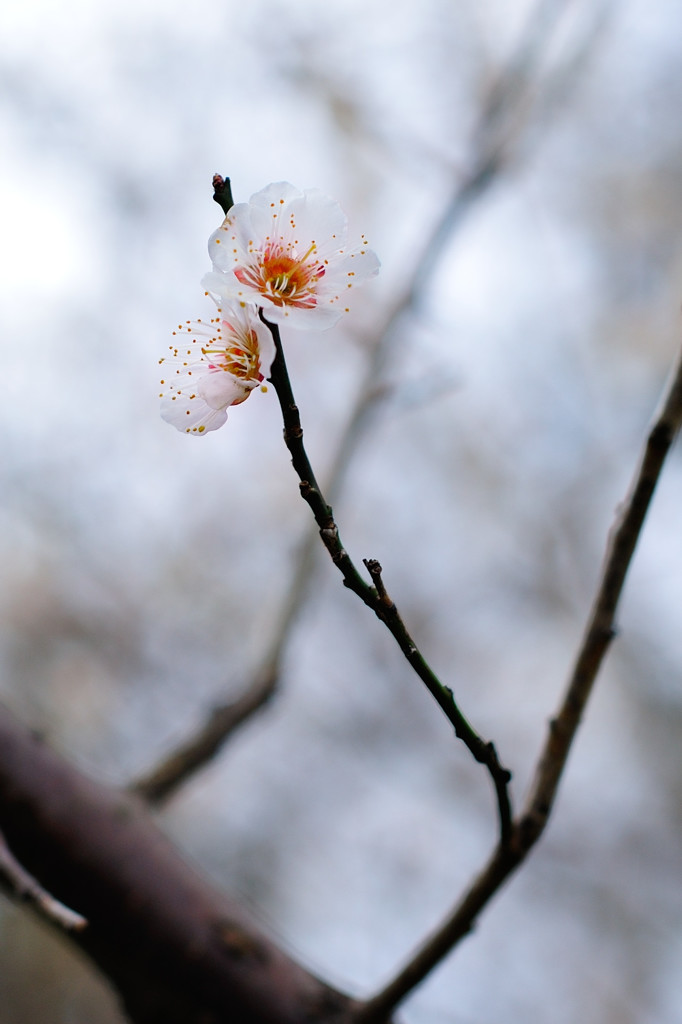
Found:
[204,323,263,382]
[235,242,325,308]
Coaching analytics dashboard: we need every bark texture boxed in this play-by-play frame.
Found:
[0,703,360,1024]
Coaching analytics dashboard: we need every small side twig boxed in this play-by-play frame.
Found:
[130,665,278,803]
[363,559,391,605]
[353,339,682,1023]
[0,827,87,932]
[265,316,513,844]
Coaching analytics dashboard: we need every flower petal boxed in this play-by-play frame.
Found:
[160,385,228,435]
[199,368,254,409]
[160,297,272,435]
[206,182,378,329]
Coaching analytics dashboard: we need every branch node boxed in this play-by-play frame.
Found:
[363,557,394,607]
[320,526,338,546]
[284,422,303,442]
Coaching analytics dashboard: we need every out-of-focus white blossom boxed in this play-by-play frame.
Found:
[203,182,380,330]
[159,299,275,435]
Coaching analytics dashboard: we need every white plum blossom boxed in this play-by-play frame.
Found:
[202,182,380,330]
[159,299,275,435]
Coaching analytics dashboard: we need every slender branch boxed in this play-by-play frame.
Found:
[129,511,319,805]
[265,316,513,844]
[0,828,87,932]
[353,340,682,1022]
[353,841,520,1024]
[130,664,278,803]
[131,0,582,804]
[518,338,682,844]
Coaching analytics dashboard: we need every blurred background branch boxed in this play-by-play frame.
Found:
[354,334,682,1022]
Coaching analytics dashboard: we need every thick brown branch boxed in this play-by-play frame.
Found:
[0,703,363,1024]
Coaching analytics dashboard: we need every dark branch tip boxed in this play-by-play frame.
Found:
[363,557,383,577]
[212,173,234,216]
